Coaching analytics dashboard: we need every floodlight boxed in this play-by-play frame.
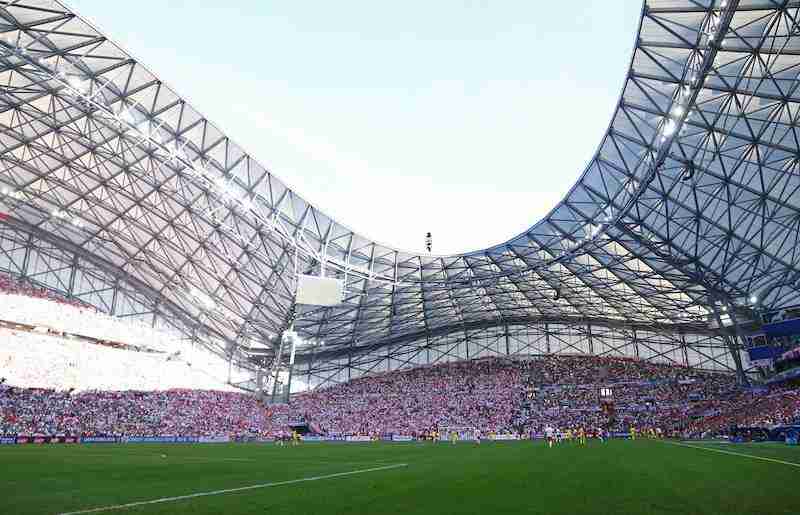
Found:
[663,119,677,136]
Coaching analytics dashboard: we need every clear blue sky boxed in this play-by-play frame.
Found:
[70,0,643,254]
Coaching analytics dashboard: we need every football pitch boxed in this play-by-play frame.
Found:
[2,439,799,515]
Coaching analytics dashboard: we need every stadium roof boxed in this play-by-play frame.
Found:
[0,1,798,382]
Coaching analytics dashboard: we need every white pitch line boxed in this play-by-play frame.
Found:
[182,457,256,462]
[56,462,408,515]
[663,440,800,469]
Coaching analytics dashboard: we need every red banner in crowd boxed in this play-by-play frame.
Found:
[11,435,79,444]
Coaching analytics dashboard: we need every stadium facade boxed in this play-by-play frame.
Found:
[0,0,797,390]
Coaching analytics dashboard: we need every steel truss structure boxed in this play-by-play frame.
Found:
[0,0,799,390]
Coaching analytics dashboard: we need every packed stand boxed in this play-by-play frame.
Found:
[2,354,798,439]
[0,386,271,438]
[0,327,243,391]
[286,356,747,436]
[0,273,250,392]
[683,386,800,437]
[0,291,186,355]
[512,356,741,434]
[0,273,93,310]
[0,271,226,362]
[289,358,525,436]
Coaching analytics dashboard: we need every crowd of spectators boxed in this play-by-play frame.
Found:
[0,273,93,310]
[0,273,250,391]
[684,386,800,436]
[286,358,524,435]
[0,271,225,367]
[1,354,798,439]
[281,356,754,436]
[0,386,271,437]
[0,290,188,356]
[512,356,742,434]
[0,327,241,391]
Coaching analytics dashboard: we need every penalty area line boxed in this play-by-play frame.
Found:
[662,440,800,468]
[56,462,408,515]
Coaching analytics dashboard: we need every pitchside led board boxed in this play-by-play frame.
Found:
[295,274,344,307]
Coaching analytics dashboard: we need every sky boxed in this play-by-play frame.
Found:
[69,0,643,254]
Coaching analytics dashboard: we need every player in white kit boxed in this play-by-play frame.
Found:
[545,426,555,448]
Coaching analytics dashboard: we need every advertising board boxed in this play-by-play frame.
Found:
[82,436,118,443]
[198,436,230,443]
[345,435,372,442]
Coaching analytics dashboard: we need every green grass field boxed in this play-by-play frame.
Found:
[2,439,799,515]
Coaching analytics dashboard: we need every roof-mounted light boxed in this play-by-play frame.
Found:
[662,119,677,136]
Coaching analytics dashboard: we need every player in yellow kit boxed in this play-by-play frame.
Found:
[630,426,637,440]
